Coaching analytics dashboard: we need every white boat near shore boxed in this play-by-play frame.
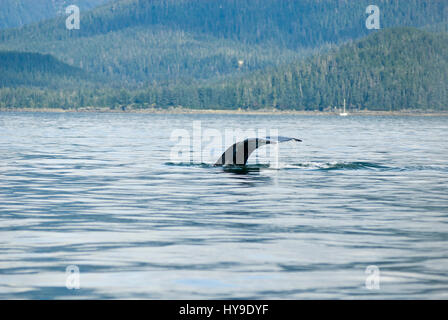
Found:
[340,99,348,116]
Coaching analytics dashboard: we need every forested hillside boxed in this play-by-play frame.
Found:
[0,0,446,83]
[203,28,448,111]
[0,0,110,30]
[0,51,90,88]
[1,28,447,111]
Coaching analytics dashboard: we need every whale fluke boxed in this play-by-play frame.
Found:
[214,136,302,166]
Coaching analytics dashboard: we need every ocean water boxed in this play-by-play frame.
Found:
[0,111,447,299]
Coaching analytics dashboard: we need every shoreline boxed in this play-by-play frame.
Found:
[1,107,448,116]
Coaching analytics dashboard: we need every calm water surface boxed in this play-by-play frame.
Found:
[0,112,447,299]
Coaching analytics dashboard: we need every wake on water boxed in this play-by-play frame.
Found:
[165,161,390,172]
[165,161,448,174]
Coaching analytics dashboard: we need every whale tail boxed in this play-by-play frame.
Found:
[214,136,301,166]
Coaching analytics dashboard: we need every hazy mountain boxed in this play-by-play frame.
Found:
[0,0,111,30]
[0,51,89,87]
[0,0,446,84]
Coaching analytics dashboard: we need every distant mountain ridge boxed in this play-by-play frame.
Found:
[0,0,446,84]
